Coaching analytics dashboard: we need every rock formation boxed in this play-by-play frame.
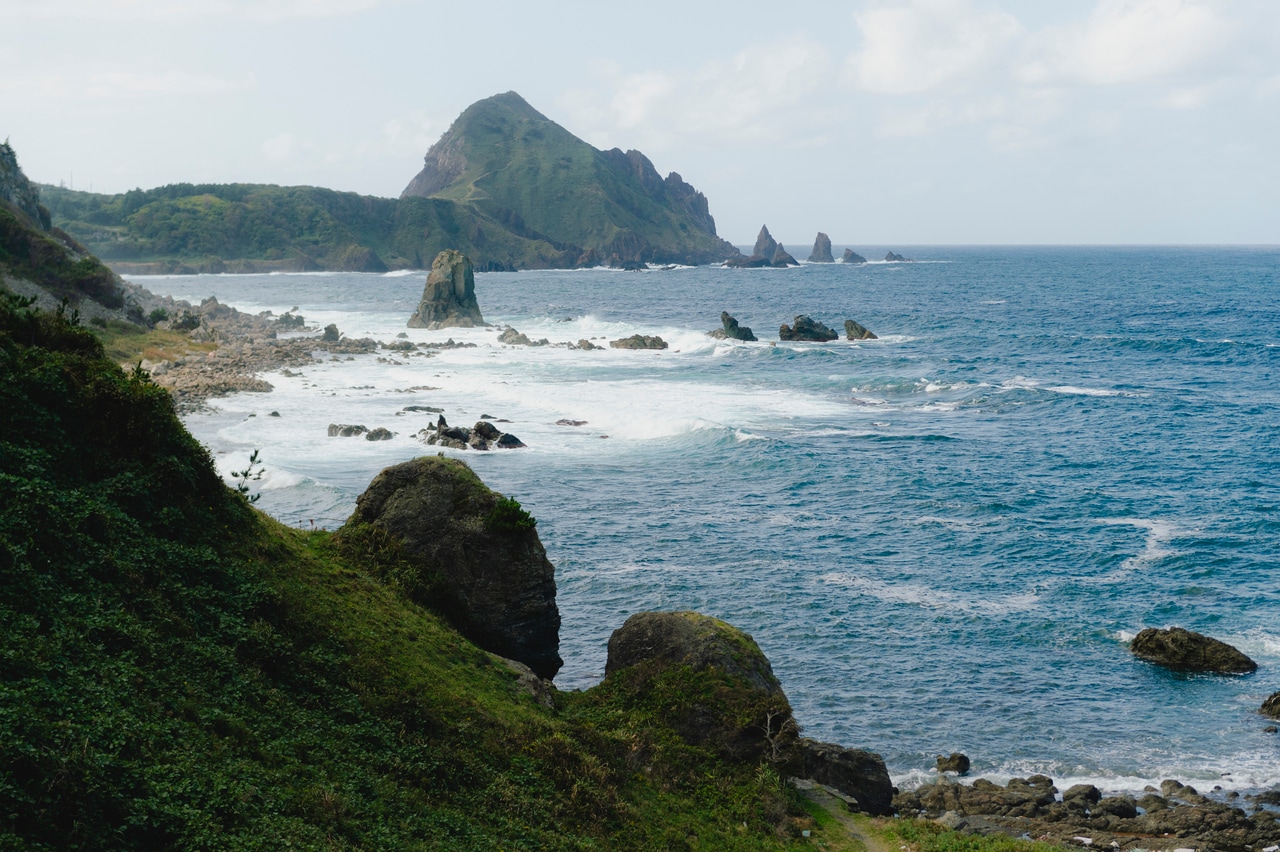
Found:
[807,232,834,263]
[418,415,525,451]
[609,334,668,350]
[1130,627,1257,674]
[344,456,560,678]
[779,315,838,342]
[725,225,799,268]
[844,319,877,340]
[713,311,757,341]
[1262,691,1280,718]
[884,251,909,262]
[842,248,867,264]
[771,243,799,267]
[407,249,486,329]
[787,740,894,816]
[936,752,970,774]
[328,423,368,437]
[752,225,778,262]
[498,325,549,346]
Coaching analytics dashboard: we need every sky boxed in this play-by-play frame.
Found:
[4,0,1278,245]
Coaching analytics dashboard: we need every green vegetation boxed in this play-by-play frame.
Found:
[0,201,123,308]
[486,495,538,533]
[876,815,1069,852]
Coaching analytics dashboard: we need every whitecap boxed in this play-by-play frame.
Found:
[1090,518,1178,584]
[820,573,1039,616]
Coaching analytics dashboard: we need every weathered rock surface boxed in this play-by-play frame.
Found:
[842,248,867,264]
[779,315,838,342]
[1262,691,1280,718]
[807,232,834,263]
[786,739,894,815]
[322,323,341,342]
[751,225,779,262]
[716,311,757,342]
[604,611,793,761]
[407,249,486,330]
[344,456,560,678]
[1130,627,1257,674]
[844,319,878,340]
[609,334,668,350]
[498,325,549,346]
[936,752,970,774]
[895,775,1280,851]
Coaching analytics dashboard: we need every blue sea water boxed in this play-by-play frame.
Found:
[133,246,1280,795]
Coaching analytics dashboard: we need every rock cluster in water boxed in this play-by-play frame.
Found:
[779,315,839,341]
[725,225,799,268]
[418,415,525,451]
[407,249,486,329]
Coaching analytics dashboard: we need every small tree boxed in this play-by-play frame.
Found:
[232,450,265,504]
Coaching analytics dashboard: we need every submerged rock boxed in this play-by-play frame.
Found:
[779,315,838,342]
[807,232,834,263]
[344,456,561,678]
[407,249,486,330]
[842,248,867,264]
[1130,627,1257,674]
[844,319,877,340]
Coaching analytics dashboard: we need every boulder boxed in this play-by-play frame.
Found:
[407,249,487,330]
[418,418,526,452]
[844,319,878,340]
[842,248,867,264]
[365,427,394,441]
[807,232,834,263]
[498,325,549,346]
[788,739,894,815]
[936,752,970,774]
[343,456,561,678]
[779,315,838,342]
[1130,627,1257,674]
[322,323,341,342]
[575,339,601,351]
[1262,691,1280,718]
[609,334,668,350]
[604,611,794,761]
[719,311,757,342]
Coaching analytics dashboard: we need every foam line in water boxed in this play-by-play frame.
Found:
[820,573,1040,616]
[1090,517,1178,583]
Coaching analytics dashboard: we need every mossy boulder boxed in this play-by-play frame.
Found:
[342,455,561,678]
[603,611,794,761]
[1130,627,1256,674]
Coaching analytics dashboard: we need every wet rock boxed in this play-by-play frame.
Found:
[473,420,502,442]
[718,311,757,342]
[344,456,560,678]
[844,319,878,340]
[365,427,394,441]
[842,248,867,264]
[609,334,668,350]
[1262,691,1280,718]
[936,752,971,774]
[1130,627,1257,674]
[385,340,416,351]
[498,325,549,346]
[407,249,486,329]
[1092,796,1138,820]
[328,423,368,437]
[556,419,588,426]
[322,323,341,342]
[575,339,601,350]
[779,315,838,342]
[807,232,834,263]
[494,433,526,449]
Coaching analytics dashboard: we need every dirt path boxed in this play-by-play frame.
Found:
[794,779,897,852]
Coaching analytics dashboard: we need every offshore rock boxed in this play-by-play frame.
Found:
[498,325,549,346]
[604,611,794,761]
[609,334,668,350]
[752,224,779,261]
[725,224,795,268]
[407,249,486,330]
[771,244,799,267]
[1130,627,1257,674]
[807,232,834,263]
[936,752,971,774]
[1261,691,1280,718]
[844,319,878,340]
[842,248,867,264]
[718,311,757,342]
[345,456,561,678]
[418,418,525,451]
[779,315,838,342]
[884,251,909,262]
[328,423,368,437]
[787,739,894,816]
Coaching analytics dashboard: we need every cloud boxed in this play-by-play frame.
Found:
[1020,0,1234,86]
[0,68,251,101]
[9,0,384,21]
[845,0,1023,94]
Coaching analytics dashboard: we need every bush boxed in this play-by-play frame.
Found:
[485,496,537,532]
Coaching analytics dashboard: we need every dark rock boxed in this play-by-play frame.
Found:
[322,323,341,342]
[575,339,601,350]
[344,456,560,678]
[779,315,838,342]
[385,340,416,351]
[494,433,526,449]
[752,225,779,262]
[473,420,502,442]
[1262,691,1280,718]
[614,259,648,271]
[842,248,867,264]
[609,334,668,350]
[328,423,368,437]
[724,255,773,269]
[269,411,280,417]
[1130,627,1257,674]
[1266,725,1278,733]
[884,251,909,262]
[936,752,970,774]
[771,244,799,267]
[1092,795,1138,819]
[844,319,878,340]
[556,419,587,427]
[498,326,549,346]
[603,611,794,762]
[807,232,834,263]
[365,427,394,441]
[788,739,894,815]
[407,249,486,329]
[400,405,444,414]
[719,311,757,342]
[1062,784,1102,805]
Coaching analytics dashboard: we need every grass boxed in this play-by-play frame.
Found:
[88,319,216,365]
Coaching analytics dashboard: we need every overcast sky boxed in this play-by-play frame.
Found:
[4,0,1278,245]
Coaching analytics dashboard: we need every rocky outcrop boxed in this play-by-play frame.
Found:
[844,319,877,340]
[779,316,838,342]
[895,774,1280,851]
[752,225,778,262]
[713,311,757,342]
[1262,691,1280,718]
[0,142,52,231]
[498,325,549,346]
[936,752,970,774]
[771,244,799,267]
[1130,627,1257,674]
[884,251,909,262]
[786,739,894,816]
[725,225,799,268]
[407,249,486,329]
[329,423,368,437]
[807,232,834,263]
[575,339,601,350]
[604,611,794,761]
[609,334,668,350]
[344,456,560,678]
[418,415,525,451]
[842,249,867,264]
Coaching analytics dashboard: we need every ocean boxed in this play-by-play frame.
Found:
[131,245,1280,796]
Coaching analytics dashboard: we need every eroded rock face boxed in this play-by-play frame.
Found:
[771,244,799,267]
[345,456,560,678]
[788,739,894,815]
[752,225,779,262]
[604,611,793,760]
[407,249,486,330]
[779,315,838,342]
[1130,627,1257,674]
[808,232,834,263]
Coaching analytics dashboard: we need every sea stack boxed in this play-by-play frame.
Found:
[842,248,867,264]
[408,249,486,329]
[808,232,834,263]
